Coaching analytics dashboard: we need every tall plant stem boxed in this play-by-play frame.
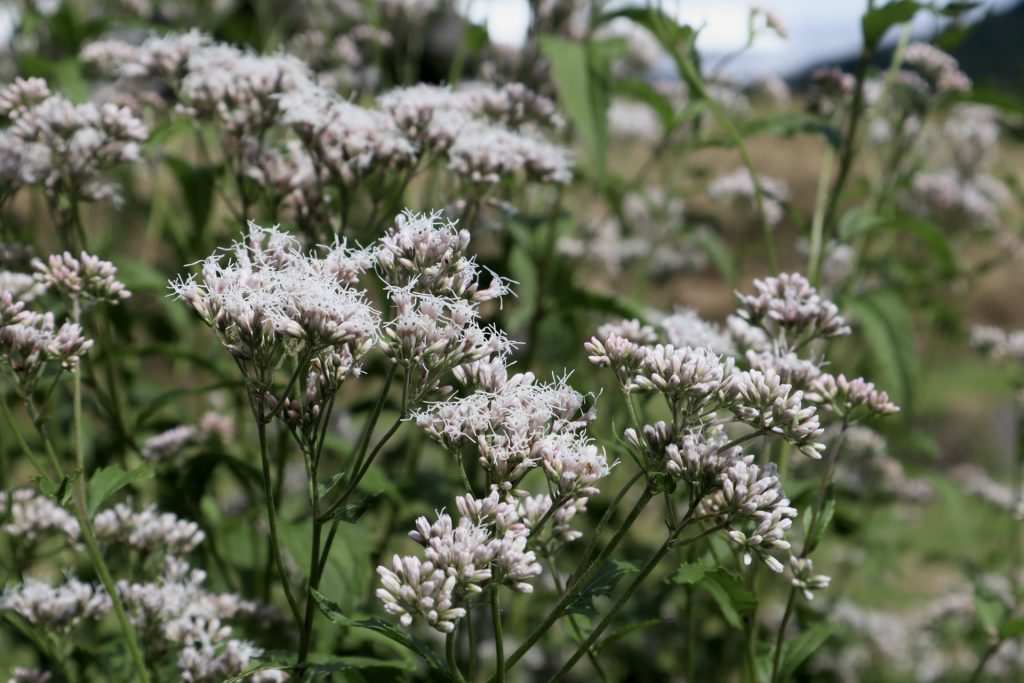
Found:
[316,368,408,581]
[808,146,836,288]
[500,484,657,674]
[770,418,849,683]
[447,629,467,683]
[255,401,303,625]
[821,2,878,241]
[548,515,726,682]
[492,587,505,683]
[674,57,777,274]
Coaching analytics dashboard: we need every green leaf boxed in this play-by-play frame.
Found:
[1000,617,1024,639]
[165,155,218,236]
[862,1,922,47]
[670,561,707,585]
[35,470,83,507]
[701,568,757,630]
[845,289,918,412]
[312,589,452,678]
[87,465,155,517]
[318,471,347,498]
[738,113,843,149]
[594,618,662,653]
[776,623,836,681]
[613,78,676,131]
[837,209,956,274]
[975,591,1005,633]
[805,485,836,555]
[539,35,621,176]
[693,231,737,286]
[566,560,638,616]
[326,492,383,524]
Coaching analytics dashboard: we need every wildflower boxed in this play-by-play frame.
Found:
[414,373,592,485]
[171,221,379,365]
[735,272,851,345]
[0,271,46,301]
[1,577,111,632]
[375,556,466,633]
[721,368,825,458]
[0,488,80,542]
[709,167,790,227]
[788,556,831,600]
[807,373,900,417]
[700,459,796,572]
[662,308,737,356]
[374,210,510,302]
[33,251,131,306]
[279,85,417,186]
[94,502,206,555]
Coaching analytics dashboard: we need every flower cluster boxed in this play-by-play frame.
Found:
[32,251,131,307]
[414,366,602,488]
[171,221,379,368]
[0,292,92,390]
[971,324,1024,362]
[709,167,791,228]
[560,188,711,280]
[0,488,81,542]
[736,273,851,345]
[118,557,287,682]
[0,79,147,206]
[376,487,544,633]
[903,42,971,95]
[93,502,206,555]
[140,411,234,462]
[1,577,111,633]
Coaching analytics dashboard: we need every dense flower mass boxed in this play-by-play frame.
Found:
[0,5,1012,682]
[376,487,548,633]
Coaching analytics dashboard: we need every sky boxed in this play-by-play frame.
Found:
[464,0,1023,81]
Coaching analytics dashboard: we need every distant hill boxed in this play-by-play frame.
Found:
[795,1,1024,87]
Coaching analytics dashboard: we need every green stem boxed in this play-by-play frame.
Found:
[502,484,658,674]
[447,629,467,683]
[255,399,303,625]
[769,418,849,683]
[821,1,878,241]
[548,515,725,681]
[466,601,477,682]
[808,145,836,288]
[491,587,505,683]
[769,590,797,683]
[968,640,1001,683]
[675,57,777,274]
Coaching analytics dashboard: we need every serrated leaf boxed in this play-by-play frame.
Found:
[670,561,707,585]
[566,560,639,616]
[312,589,451,678]
[776,623,836,681]
[87,464,154,517]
